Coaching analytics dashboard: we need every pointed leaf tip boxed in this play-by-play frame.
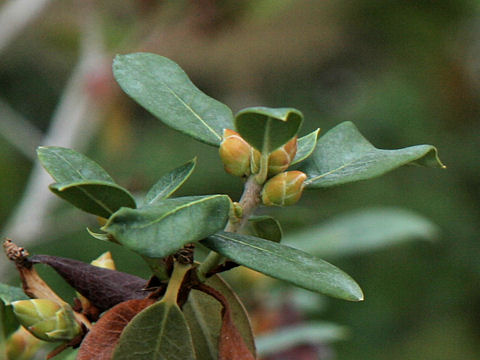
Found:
[301,121,445,188]
[202,231,364,301]
[144,158,197,205]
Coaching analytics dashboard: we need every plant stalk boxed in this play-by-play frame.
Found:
[197,175,262,281]
[161,261,191,305]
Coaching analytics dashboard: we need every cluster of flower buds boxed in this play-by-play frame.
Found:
[219,129,307,206]
[219,129,300,177]
[12,299,82,342]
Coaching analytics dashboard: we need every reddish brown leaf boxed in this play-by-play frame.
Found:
[77,298,155,360]
[196,283,256,360]
[219,306,256,360]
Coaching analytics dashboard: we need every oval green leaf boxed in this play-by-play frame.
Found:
[249,216,282,243]
[202,231,363,301]
[183,274,256,360]
[103,195,231,258]
[113,53,234,146]
[50,181,136,218]
[291,128,320,165]
[300,122,445,188]
[235,107,303,153]
[0,284,28,305]
[37,146,114,183]
[283,207,439,258]
[38,146,136,216]
[144,158,196,205]
[112,301,196,360]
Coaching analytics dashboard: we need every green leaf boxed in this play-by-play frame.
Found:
[283,207,439,258]
[300,122,445,188]
[202,231,364,301]
[37,146,113,183]
[1,300,19,342]
[113,53,234,146]
[37,146,136,217]
[0,284,28,305]
[103,195,231,258]
[144,158,196,205]
[249,216,282,242]
[0,284,28,340]
[112,301,195,360]
[235,107,303,153]
[50,181,136,219]
[256,322,347,357]
[291,128,320,165]
[183,275,256,360]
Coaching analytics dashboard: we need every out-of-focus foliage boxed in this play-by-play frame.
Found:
[1,1,479,359]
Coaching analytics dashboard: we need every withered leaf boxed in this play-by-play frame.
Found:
[196,284,256,360]
[30,255,151,311]
[219,306,256,360]
[77,298,155,360]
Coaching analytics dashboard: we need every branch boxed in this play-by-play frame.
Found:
[0,13,107,281]
[0,0,52,53]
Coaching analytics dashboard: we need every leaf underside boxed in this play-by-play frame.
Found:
[183,275,256,360]
[50,181,136,218]
[235,107,303,153]
[112,301,196,360]
[77,298,156,360]
[37,146,136,216]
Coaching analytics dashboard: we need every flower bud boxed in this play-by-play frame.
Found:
[267,136,297,177]
[261,171,307,206]
[219,129,252,177]
[90,251,116,270]
[12,299,82,342]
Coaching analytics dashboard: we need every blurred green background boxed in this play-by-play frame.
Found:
[1,1,479,359]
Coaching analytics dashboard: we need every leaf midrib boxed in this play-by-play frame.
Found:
[158,78,221,142]
[134,196,224,229]
[189,295,217,358]
[49,151,111,183]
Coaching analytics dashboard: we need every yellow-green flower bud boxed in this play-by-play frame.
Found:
[261,171,307,206]
[90,251,116,270]
[12,299,82,342]
[219,129,252,177]
[267,136,298,177]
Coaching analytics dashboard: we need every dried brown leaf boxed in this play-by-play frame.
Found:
[196,284,256,360]
[77,298,155,360]
[30,255,152,311]
[219,307,256,360]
